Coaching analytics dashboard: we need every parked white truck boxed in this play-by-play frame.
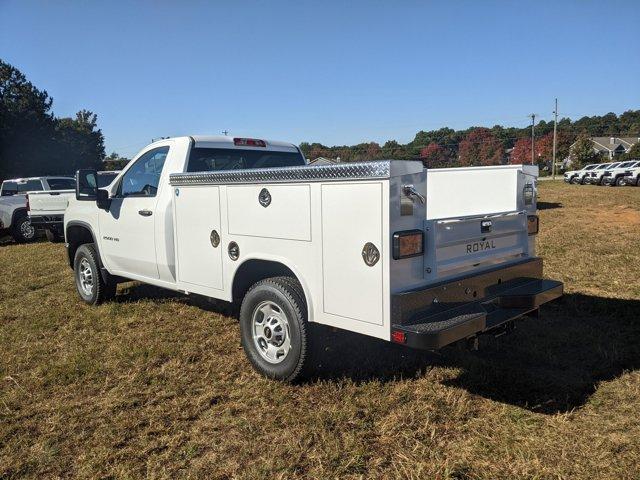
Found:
[563,163,599,184]
[602,160,640,186]
[28,171,119,241]
[65,136,562,381]
[0,176,75,242]
[621,161,640,186]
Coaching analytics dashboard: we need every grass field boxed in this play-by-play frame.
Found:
[1,182,639,479]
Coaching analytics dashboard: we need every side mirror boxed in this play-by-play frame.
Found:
[76,169,98,201]
[96,189,111,210]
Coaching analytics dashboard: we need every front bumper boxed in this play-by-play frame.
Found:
[391,257,563,350]
[622,174,638,185]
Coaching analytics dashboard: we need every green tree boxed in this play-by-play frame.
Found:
[570,135,599,168]
[620,142,640,161]
[0,59,105,181]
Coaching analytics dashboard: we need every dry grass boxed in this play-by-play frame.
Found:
[1,182,639,479]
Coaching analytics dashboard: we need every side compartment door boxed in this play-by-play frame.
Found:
[174,186,223,291]
[321,182,384,325]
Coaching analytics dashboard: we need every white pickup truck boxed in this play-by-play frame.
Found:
[0,176,75,242]
[28,171,119,241]
[65,136,563,381]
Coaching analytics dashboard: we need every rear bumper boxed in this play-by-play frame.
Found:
[28,214,64,228]
[391,257,563,350]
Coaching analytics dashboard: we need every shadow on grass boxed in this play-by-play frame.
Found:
[115,283,640,414]
[537,201,563,210]
[304,293,640,414]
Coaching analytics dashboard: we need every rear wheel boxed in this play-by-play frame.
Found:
[73,243,116,305]
[239,276,309,382]
[11,214,36,243]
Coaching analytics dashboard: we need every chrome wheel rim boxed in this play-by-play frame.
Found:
[252,301,291,364]
[20,219,35,239]
[78,258,94,297]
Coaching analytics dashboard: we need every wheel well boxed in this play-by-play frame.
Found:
[11,207,27,226]
[232,259,306,307]
[65,224,96,268]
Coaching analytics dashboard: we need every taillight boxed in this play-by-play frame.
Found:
[527,215,539,235]
[523,184,534,206]
[392,230,424,259]
[391,330,407,344]
[234,138,266,147]
[26,193,30,212]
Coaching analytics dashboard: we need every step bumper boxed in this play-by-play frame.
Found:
[391,258,563,350]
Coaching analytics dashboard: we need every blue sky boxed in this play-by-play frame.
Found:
[1,1,639,157]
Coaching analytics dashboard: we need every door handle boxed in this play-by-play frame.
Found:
[138,209,153,217]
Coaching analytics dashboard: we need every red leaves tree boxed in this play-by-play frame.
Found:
[510,138,532,165]
[419,143,449,168]
[458,128,503,166]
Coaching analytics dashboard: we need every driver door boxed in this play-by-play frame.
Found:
[98,146,169,279]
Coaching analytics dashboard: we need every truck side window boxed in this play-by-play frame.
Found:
[119,147,169,197]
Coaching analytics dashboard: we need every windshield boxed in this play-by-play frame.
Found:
[585,165,597,170]
[98,172,118,188]
[597,165,609,170]
[47,178,75,190]
[186,147,305,172]
[618,162,633,168]
[606,163,620,169]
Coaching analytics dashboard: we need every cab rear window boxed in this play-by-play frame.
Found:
[187,147,305,172]
[47,178,75,190]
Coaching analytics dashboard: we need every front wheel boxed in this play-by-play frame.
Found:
[615,177,625,187]
[74,243,116,305]
[239,276,309,382]
[11,214,36,243]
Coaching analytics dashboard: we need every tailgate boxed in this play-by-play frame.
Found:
[28,191,74,214]
[429,212,528,279]
[423,164,536,281]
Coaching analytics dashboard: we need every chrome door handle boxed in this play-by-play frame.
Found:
[138,209,153,217]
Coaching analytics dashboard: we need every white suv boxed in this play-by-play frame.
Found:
[585,162,620,185]
[564,163,600,184]
[621,161,640,186]
[602,160,640,186]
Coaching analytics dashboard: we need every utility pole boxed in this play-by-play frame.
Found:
[552,98,558,180]
[529,114,536,165]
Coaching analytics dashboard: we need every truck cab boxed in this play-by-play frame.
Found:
[65,135,562,381]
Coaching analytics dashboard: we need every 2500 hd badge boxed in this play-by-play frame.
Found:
[466,239,496,253]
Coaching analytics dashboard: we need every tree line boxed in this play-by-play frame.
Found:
[300,111,640,170]
[2,57,638,182]
[0,59,105,182]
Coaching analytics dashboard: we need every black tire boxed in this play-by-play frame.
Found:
[11,213,37,243]
[45,229,64,243]
[239,276,309,382]
[73,243,116,305]
[615,176,625,187]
